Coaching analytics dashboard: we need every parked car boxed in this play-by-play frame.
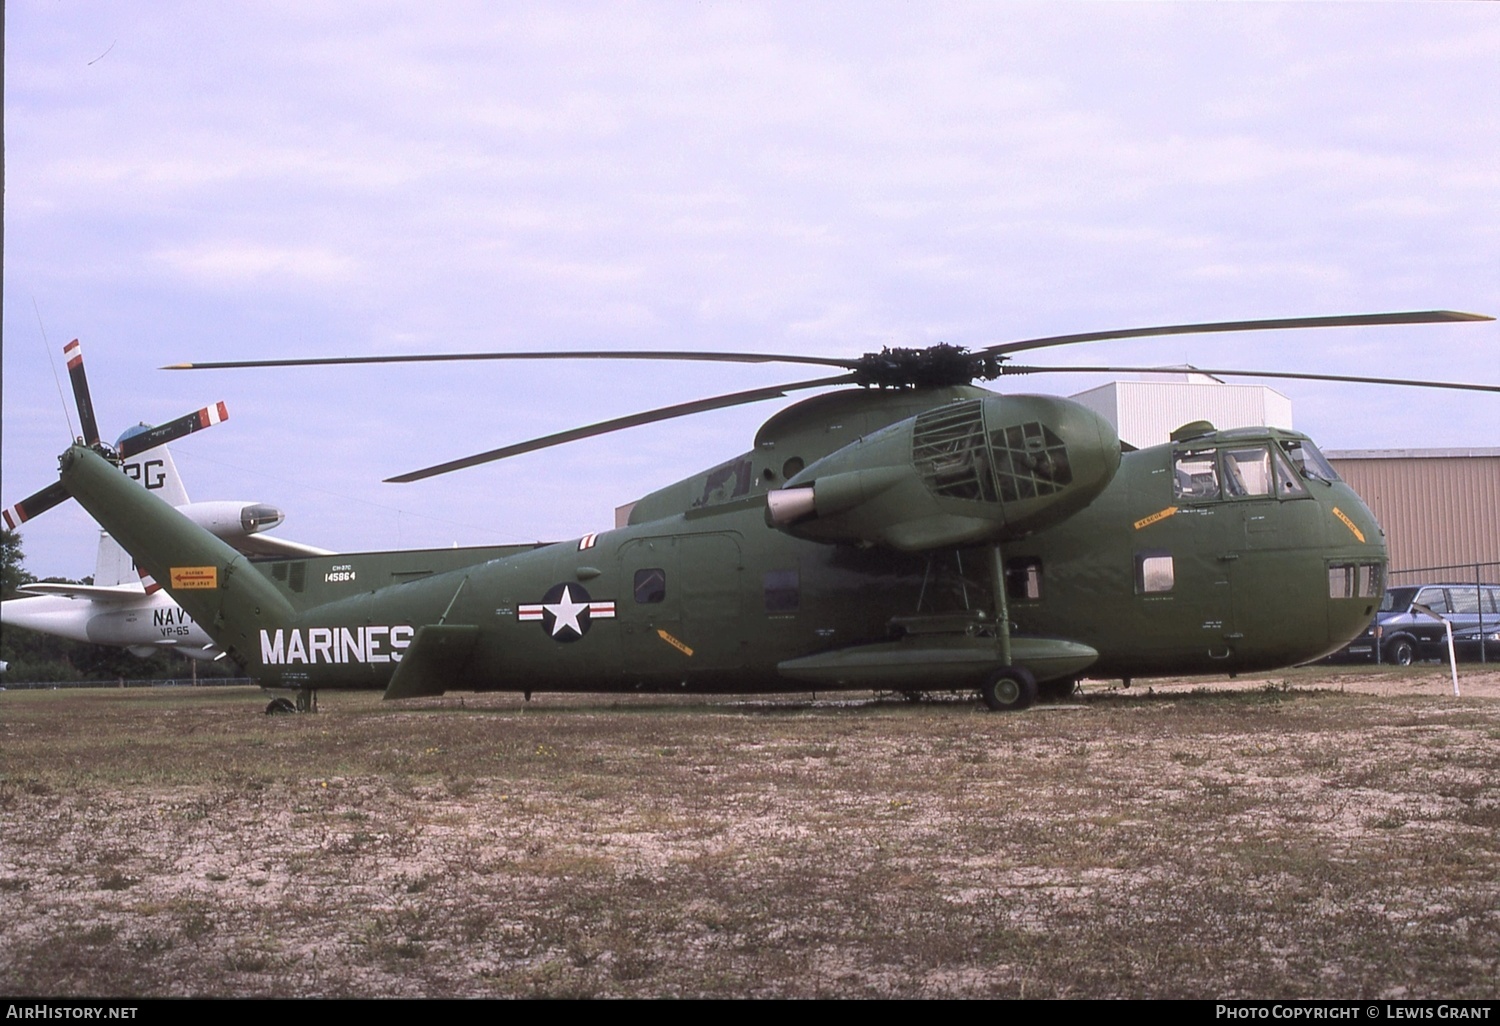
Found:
[1335,583,1500,664]
[1452,623,1500,662]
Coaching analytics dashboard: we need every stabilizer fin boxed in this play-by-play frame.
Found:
[383,625,480,700]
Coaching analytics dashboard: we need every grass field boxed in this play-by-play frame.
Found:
[2,666,1497,998]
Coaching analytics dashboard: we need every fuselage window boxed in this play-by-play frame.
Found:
[1328,564,1355,599]
[763,568,800,613]
[1005,557,1043,601]
[1358,564,1383,599]
[1173,451,1220,502]
[1137,552,1174,594]
[634,568,666,604]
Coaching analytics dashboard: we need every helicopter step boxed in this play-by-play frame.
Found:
[777,634,1097,689]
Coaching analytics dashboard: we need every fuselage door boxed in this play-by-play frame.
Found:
[617,532,745,679]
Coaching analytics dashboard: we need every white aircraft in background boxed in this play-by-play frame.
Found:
[3,422,332,662]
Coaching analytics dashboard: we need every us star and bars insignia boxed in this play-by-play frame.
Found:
[518,583,616,642]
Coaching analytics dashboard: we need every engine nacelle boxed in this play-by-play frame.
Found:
[766,394,1120,551]
[176,501,285,544]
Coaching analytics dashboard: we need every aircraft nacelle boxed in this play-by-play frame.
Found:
[177,501,286,544]
[766,394,1121,551]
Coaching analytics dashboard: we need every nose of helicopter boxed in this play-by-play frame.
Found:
[1317,481,1390,654]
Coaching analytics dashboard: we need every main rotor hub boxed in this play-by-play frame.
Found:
[851,344,1007,389]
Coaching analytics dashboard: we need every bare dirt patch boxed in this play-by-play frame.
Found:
[2,665,1497,998]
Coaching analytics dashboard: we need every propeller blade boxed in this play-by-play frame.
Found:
[64,339,102,446]
[117,402,230,458]
[985,311,1494,357]
[3,482,72,530]
[164,350,857,372]
[1001,365,1500,393]
[386,374,858,483]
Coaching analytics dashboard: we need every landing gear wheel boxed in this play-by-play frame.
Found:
[265,697,296,715]
[1387,639,1415,666]
[979,667,1038,712]
[1037,676,1077,702]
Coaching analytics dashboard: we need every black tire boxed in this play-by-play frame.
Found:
[980,667,1038,712]
[1386,639,1415,666]
[1037,676,1077,702]
[265,696,297,715]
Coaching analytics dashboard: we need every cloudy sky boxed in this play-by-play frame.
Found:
[4,1,1497,579]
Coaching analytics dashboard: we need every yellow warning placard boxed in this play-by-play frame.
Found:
[170,566,219,589]
[1133,506,1178,531]
[656,629,694,657]
[1331,507,1366,543]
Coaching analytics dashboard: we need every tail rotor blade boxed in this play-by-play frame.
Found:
[64,339,102,446]
[118,402,229,458]
[3,482,72,530]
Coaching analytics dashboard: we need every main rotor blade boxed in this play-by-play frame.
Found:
[1002,364,1500,393]
[3,482,72,530]
[386,374,858,483]
[985,311,1494,357]
[64,339,102,446]
[165,350,858,372]
[117,402,230,458]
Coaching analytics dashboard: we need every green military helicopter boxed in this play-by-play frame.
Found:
[25,311,1498,712]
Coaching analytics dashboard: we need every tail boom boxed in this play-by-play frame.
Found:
[58,445,295,670]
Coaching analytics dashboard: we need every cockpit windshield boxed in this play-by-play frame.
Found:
[1281,438,1341,483]
[1172,443,1308,502]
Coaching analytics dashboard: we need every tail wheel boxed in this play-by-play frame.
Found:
[980,667,1038,712]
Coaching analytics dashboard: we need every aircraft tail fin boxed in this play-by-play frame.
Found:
[117,426,192,507]
[92,530,136,587]
[58,444,294,669]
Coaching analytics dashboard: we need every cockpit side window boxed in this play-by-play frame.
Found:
[1271,447,1308,498]
[1221,447,1273,498]
[1172,450,1220,502]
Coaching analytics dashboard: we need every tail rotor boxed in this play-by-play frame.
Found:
[64,338,103,448]
[3,338,230,529]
